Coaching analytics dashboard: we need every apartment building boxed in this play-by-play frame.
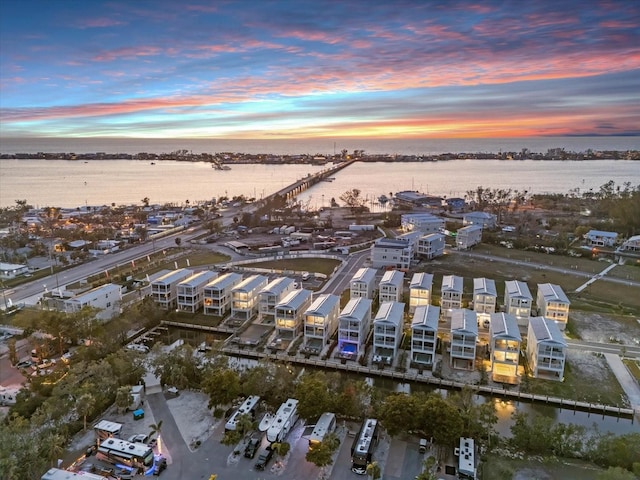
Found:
[504,280,532,327]
[231,275,268,321]
[409,272,434,313]
[337,297,373,361]
[536,283,571,331]
[527,316,567,381]
[259,277,296,322]
[176,270,218,313]
[370,237,413,269]
[489,312,521,384]
[203,272,243,316]
[151,268,192,310]
[379,269,405,303]
[473,277,497,327]
[303,294,340,354]
[416,233,445,260]
[440,274,464,319]
[275,288,313,339]
[372,301,405,366]
[350,267,377,300]
[456,224,483,250]
[410,305,440,369]
[449,309,478,370]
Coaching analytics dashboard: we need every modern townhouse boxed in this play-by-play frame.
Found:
[42,283,122,321]
[370,237,413,269]
[372,301,405,366]
[440,274,464,319]
[379,269,405,303]
[176,270,218,313]
[536,283,571,331]
[259,277,296,322]
[527,316,567,381]
[400,213,445,234]
[456,224,483,250]
[409,272,434,313]
[463,211,497,229]
[350,267,377,300]
[416,233,445,260]
[489,312,521,384]
[337,297,373,361]
[504,280,533,327]
[584,229,618,247]
[203,272,243,316]
[473,277,497,328]
[410,305,440,370]
[231,274,269,321]
[275,288,313,339]
[303,294,340,355]
[449,309,478,370]
[151,268,192,310]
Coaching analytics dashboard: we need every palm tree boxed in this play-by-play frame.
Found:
[44,432,65,467]
[149,420,163,440]
[366,461,381,480]
[76,393,95,431]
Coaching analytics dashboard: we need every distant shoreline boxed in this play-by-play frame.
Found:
[1,150,639,163]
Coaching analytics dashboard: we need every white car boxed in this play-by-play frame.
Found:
[128,434,150,445]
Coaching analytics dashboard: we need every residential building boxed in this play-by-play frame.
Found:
[618,234,640,252]
[504,280,532,326]
[456,224,483,250]
[372,302,405,365]
[203,272,243,316]
[463,211,497,229]
[585,229,618,247]
[303,294,340,354]
[337,297,373,361]
[350,267,377,299]
[400,213,445,234]
[536,283,571,330]
[42,283,122,321]
[275,289,313,339]
[416,233,445,260]
[151,268,192,310]
[527,316,567,381]
[370,237,413,269]
[259,277,296,322]
[489,313,521,384]
[440,275,464,319]
[176,270,218,313]
[473,277,497,327]
[0,262,29,280]
[231,274,268,321]
[409,272,434,313]
[379,269,405,303]
[450,309,478,370]
[410,305,440,369]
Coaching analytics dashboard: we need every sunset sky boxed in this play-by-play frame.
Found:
[1,0,639,139]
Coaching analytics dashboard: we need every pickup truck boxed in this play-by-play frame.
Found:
[254,446,273,471]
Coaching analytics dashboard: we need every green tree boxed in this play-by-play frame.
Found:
[295,372,333,421]
[8,338,18,365]
[76,393,95,431]
[115,386,133,413]
[366,460,381,480]
[305,432,340,467]
[595,466,636,480]
[376,393,417,437]
[271,441,290,460]
[149,420,163,440]
[201,367,241,410]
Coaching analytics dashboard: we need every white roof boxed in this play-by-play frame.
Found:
[373,301,404,327]
[441,275,463,293]
[451,309,478,335]
[41,468,104,480]
[351,267,377,284]
[233,274,268,293]
[306,294,340,317]
[152,268,192,285]
[380,269,405,287]
[178,270,218,287]
[410,272,433,290]
[205,272,242,289]
[278,288,313,310]
[505,280,532,300]
[586,229,618,238]
[490,313,521,341]
[0,262,27,270]
[374,237,411,249]
[458,224,483,233]
[261,276,295,296]
[529,316,566,345]
[339,297,372,321]
[69,283,121,303]
[537,283,570,304]
[473,277,497,296]
[411,305,440,330]
[93,419,123,433]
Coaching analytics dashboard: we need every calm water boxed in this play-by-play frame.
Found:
[1,158,638,209]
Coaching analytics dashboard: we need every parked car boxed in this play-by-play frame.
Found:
[254,446,273,471]
[128,433,150,445]
[16,360,33,369]
[153,457,167,476]
[244,436,260,459]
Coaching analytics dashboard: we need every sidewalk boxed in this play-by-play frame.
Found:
[604,353,640,417]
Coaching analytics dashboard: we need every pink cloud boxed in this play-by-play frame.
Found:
[78,17,125,29]
[92,46,164,62]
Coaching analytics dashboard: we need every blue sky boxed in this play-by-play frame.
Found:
[1,0,639,138]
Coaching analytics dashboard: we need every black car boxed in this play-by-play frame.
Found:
[254,446,273,471]
[244,437,260,459]
[153,457,167,476]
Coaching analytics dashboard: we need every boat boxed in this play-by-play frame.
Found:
[258,412,275,432]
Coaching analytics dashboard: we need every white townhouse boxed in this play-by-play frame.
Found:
[489,313,521,384]
[371,237,413,270]
[504,280,532,326]
[151,268,192,310]
[401,213,445,234]
[259,277,296,322]
[536,283,571,331]
[303,294,340,354]
[275,288,313,339]
[527,316,567,381]
[176,270,218,313]
[440,275,464,319]
[473,277,497,327]
[43,283,122,321]
[410,305,440,369]
[350,267,377,300]
[584,229,618,247]
[372,301,405,365]
[456,224,483,250]
[449,309,478,370]
[203,272,243,316]
[379,269,405,303]
[463,211,497,229]
[416,233,445,260]
[337,297,373,361]
[231,274,268,321]
[409,272,434,313]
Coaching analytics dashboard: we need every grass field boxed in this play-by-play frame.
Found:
[622,359,640,383]
[480,456,605,480]
[247,257,341,276]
